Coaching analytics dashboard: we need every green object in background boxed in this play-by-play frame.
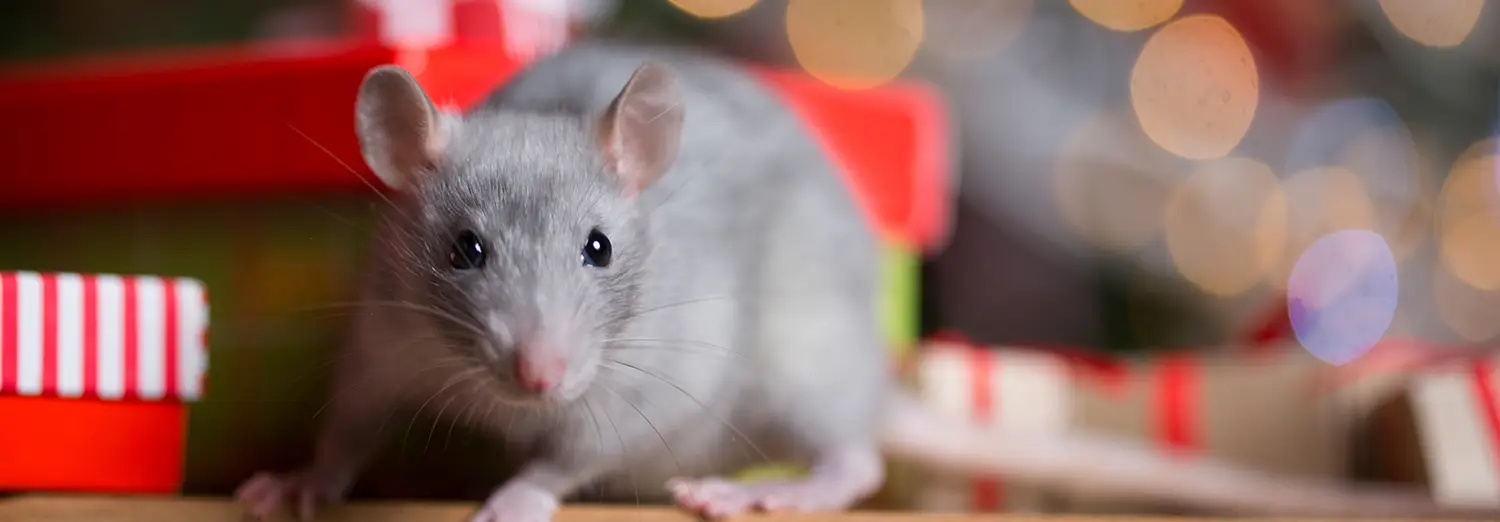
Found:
[879,243,920,354]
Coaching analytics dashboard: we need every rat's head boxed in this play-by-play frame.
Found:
[353,62,684,407]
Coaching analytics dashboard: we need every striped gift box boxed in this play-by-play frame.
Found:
[911,339,1074,513]
[0,271,209,494]
[1402,359,1500,509]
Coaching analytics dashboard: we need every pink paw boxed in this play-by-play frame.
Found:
[470,483,560,522]
[234,470,347,520]
[667,477,861,519]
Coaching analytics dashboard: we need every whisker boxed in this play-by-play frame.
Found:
[598,295,733,332]
[592,381,637,505]
[602,338,741,361]
[602,361,769,464]
[286,124,405,218]
[303,300,489,340]
[425,367,482,453]
[595,379,681,474]
[403,366,480,450]
[310,334,451,420]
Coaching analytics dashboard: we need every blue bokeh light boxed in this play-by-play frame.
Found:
[1287,229,1400,365]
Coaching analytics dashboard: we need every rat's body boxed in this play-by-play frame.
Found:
[240,43,886,521]
[238,43,1490,521]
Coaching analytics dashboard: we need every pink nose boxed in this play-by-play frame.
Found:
[514,354,566,392]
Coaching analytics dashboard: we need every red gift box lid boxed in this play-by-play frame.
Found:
[0,1,950,252]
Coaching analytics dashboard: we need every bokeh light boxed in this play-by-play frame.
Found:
[1437,138,1500,290]
[921,0,1033,61]
[1267,166,1378,290]
[1130,14,1260,160]
[668,0,759,19]
[1162,157,1286,296]
[1283,98,1425,263]
[1287,229,1399,365]
[1377,0,1485,48]
[786,0,925,90]
[1070,0,1182,32]
[1054,109,1186,253]
[1432,259,1500,341]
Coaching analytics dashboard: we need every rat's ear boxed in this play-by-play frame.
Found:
[597,61,684,195]
[355,65,457,191]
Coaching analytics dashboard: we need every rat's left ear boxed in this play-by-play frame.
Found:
[597,61,685,195]
[355,65,458,191]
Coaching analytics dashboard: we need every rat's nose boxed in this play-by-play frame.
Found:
[514,353,567,393]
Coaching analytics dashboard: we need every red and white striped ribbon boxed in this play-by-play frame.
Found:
[0,272,208,402]
[359,0,572,62]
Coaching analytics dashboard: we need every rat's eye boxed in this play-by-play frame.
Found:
[450,229,487,270]
[581,228,612,268]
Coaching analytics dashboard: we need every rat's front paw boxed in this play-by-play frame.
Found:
[234,469,349,520]
[471,482,560,522]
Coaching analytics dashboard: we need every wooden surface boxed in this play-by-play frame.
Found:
[0,495,1448,522]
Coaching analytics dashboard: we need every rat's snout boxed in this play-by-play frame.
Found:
[513,349,568,393]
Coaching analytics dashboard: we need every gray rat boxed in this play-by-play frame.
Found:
[234,43,1490,521]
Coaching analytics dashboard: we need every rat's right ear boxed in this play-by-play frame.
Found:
[355,65,457,191]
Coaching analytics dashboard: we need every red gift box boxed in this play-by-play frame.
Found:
[0,271,209,494]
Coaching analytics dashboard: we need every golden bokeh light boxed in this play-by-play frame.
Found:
[1267,166,1378,290]
[1054,109,1186,253]
[668,0,759,19]
[921,0,1033,61]
[1377,0,1485,48]
[1163,157,1286,296]
[1070,0,1182,32]
[1436,138,1500,290]
[786,0,925,90]
[1130,15,1260,160]
[1432,261,1500,342]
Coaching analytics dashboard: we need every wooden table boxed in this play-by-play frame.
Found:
[0,495,1445,522]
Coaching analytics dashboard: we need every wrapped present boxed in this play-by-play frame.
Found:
[1362,357,1500,510]
[1063,348,1355,513]
[906,335,1359,514]
[907,339,1074,513]
[0,271,209,494]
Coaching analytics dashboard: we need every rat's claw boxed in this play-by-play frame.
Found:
[667,477,759,519]
[234,472,287,520]
[234,470,346,521]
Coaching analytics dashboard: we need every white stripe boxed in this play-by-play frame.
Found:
[1412,371,1500,508]
[55,273,84,397]
[96,275,125,399]
[993,351,1073,433]
[917,345,974,419]
[136,276,166,400]
[16,272,43,396]
[175,279,207,401]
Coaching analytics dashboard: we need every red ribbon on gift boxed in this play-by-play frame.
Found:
[1472,360,1500,480]
[966,345,1002,510]
[923,332,1204,479]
